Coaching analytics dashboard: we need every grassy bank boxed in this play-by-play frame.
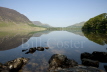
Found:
[0,22,46,32]
[0,22,47,38]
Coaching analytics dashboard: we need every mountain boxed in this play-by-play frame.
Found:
[32,21,52,28]
[67,21,85,28]
[0,7,31,24]
[82,13,107,30]
[0,7,46,32]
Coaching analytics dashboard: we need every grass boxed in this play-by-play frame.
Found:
[0,22,46,32]
[0,22,46,38]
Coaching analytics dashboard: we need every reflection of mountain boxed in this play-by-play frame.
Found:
[82,30,107,45]
[0,32,32,51]
[0,30,52,51]
[32,30,52,37]
[66,29,84,36]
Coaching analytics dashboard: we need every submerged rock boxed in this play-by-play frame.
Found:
[37,47,44,51]
[82,58,99,67]
[92,51,107,62]
[49,65,105,72]
[81,52,93,59]
[44,47,49,49]
[25,48,36,54]
[104,65,107,72]
[0,63,3,67]
[29,48,36,53]
[22,47,49,54]
[81,51,107,62]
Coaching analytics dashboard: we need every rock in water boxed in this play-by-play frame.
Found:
[81,52,93,59]
[28,48,36,53]
[44,47,49,49]
[48,54,105,72]
[48,54,78,70]
[92,51,107,62]
[0,57,29,72]
[49,65,105,72]
[82,58,99,67]
[37,47,44,51]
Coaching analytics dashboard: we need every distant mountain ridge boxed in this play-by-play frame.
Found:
[67,21,85,28]
[0,7,31,24]
[32,21,52,28]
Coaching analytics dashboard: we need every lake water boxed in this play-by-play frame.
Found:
[0,30,107,72]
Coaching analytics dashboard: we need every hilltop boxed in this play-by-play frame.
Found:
[32,21,52,28]
[67,21,85,28]
[0,7,31,24]
[82,13,107,30]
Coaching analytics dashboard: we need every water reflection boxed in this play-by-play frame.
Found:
[0,33,32,51]
[0,30,51,51]
[82,30,107,45]
[0,30,107,72]
[32,31,52,37]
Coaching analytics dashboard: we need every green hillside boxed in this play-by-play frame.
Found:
[0,7,45,32]
[82,13,107,30]
[67,21,85,28]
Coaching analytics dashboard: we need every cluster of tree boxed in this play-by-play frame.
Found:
[82,13,107,30]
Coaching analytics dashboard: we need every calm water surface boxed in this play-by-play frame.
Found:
[0,30,107,72]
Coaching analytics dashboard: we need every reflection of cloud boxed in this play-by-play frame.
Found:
[28,62,38,67]
[75,50,81,53]
[22,53,49,72]
[49,49,66,54]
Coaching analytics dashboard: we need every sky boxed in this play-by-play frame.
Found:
[0,0,107,27]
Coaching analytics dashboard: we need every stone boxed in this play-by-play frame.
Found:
[25,48,36,54]
[44,47,49,49]
[48,54,78,70]
[2,57,29,72]
[82,58,99,67]
[81,52,93,59]
[37,47,44,51]
[29,48,36,53]
[49,65,105,72]
[92,51,107,62]
[66,59,78,67]
[0,63,3,68]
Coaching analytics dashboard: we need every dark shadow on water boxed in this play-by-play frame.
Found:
[82,30,107,45]
[81,51,107,72]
